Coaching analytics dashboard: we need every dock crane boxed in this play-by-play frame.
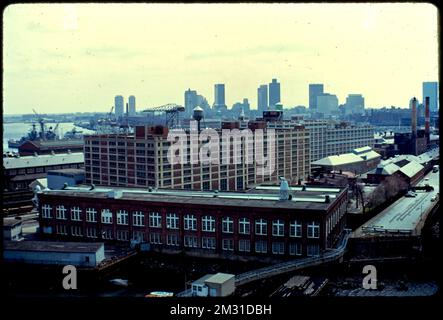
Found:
[32,108,47,140]
[142,103,185,127]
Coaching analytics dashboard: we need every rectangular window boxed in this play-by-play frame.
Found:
[71,225,83,237]
[307,222,320,239]
[149,233,162,244]
[272,242,285,255]
[149,212,162,228]
[86,227,97,238]
[117,210,128,225]
[42,204,52,218]
[133,211,145,226]
[56,205,67,220]
[255,219,267,236]
[272,220,284,237]
[202,237,216,249]
[86,208,97,222]
[102,229,113,240]
[56,224,67,235]
[222,239,234,251]
[116,230,129,241]
[184,235,199,248]
[289,243,303,256]
[307,244,320,256]
[202,216,215,232]
[166,213,179,229]
[238,218,250,235]
[166,234,180,246]
[290,221,302,238]
[71,207,82,221]
[101,209,113,224]
[184,214,197,231]
[222,217,234,233]
[255,240,267,253]
[238,239,250,252]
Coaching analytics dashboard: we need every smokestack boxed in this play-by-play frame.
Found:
[425,96,430,143]
[411,97,417,137]
[411,97,417,155]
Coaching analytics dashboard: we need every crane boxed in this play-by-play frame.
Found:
[32,108,46,140]
[142,103,185,127]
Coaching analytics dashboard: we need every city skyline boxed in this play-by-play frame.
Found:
[3,3,438,114]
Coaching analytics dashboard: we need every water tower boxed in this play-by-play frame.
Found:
[193,106,204,132]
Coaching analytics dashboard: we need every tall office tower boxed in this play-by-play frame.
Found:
[257,84,268,114]
[184,89,198,117]
[242,98,250,113]
[269,78,281,108]
[213,84,226,110]
[422,82,439,112]
[309,84,324,110]
[128,95,136,116]
[317,94,339,116]
[114,95,124,119]
[345,94,365,115]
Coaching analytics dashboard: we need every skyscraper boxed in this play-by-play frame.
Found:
[422,82,439,112]
[316,94,338,116]
[345,94,365,115]
[184,89,198,117]
[257,84,268,113]
[269,78,281,108]
[128,95,136,116]
[213,84,226,110]
[309,84,324,110]
[114,95,124,119]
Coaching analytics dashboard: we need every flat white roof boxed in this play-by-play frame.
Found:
[205,273,235,284]
[3,152,84,170]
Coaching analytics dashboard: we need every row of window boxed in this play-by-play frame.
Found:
[54,226,320,256]
[42,205,320,238]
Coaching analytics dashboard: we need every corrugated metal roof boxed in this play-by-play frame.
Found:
[3,152,84,170]
[312,147,380,167]
[398,161,424,178]
[312,153,363,166]
[373,162,401,175]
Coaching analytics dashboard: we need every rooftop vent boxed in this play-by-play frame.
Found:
[108,190,123,199]
[279,177,290,201]
[325,195,331,203]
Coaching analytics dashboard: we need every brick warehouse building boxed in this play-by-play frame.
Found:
[38,184,347,259]
[83,120,310,191]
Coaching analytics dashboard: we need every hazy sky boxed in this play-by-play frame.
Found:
[3,3,439,115]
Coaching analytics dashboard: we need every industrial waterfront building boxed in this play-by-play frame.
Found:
[83,118,311,190]
[3,152,85,214]
[311,146,381,174]
[283,119,374,162]
[37,183,348,260]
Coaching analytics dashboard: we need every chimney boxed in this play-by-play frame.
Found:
[425,96,430,144]
[411,97,417,155]
[411,97,417,137]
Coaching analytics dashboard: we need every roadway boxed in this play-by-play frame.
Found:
[355,169,439,237]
